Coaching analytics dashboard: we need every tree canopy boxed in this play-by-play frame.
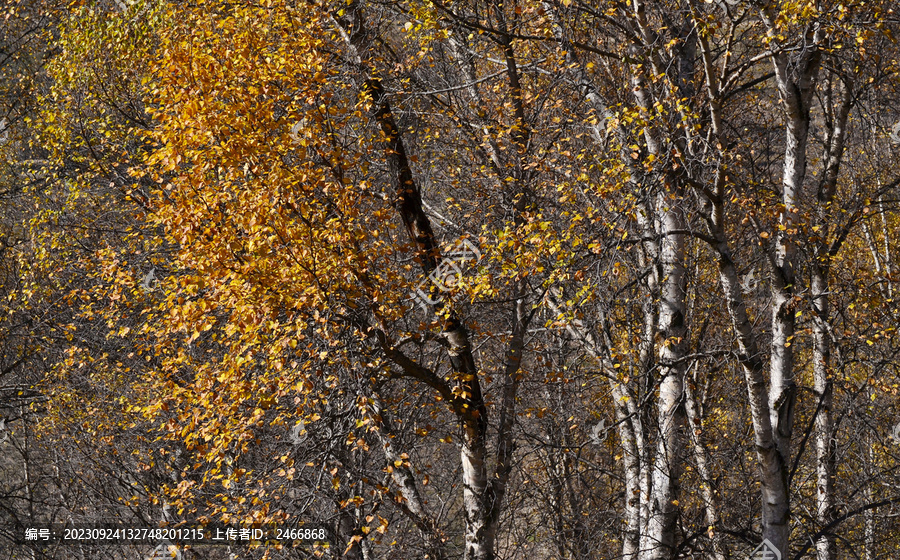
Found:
[2,1,900,559]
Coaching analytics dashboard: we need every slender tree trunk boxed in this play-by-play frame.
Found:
[640,191,688,560]
[636,14,698,558]
[759,11,822,552]
[541,5,689,551]
[878,196,894,298]
[810,71,851,560]
[693,28,790,560]
[332,5,492,559]
[812,269,835,560]
[705,197,788,557]
[535,6,649,544]
[482,5,533,551]
[339,508,368,560]
[545,292,643,560]
[369,397,447,559]
[684,377,727,560]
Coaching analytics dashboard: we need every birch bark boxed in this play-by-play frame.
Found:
[539,4,651,556]
[541,3,691,556]
[811,72,851,560]
[332,5,492,559]
[641,193,687,560]
[762,13,822,550]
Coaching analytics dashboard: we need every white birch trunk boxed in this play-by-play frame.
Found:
[760,11,822,551]
[539,4,652,556]
[706,206,788,556]
[370,397,446,559]
[810,73,851,560]
[812,269,835,560]
[684,377,727,560]
[640,194,687,560]
[545,292,644,560]
[333,5,494,559]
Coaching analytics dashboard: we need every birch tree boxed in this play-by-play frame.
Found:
[6,1,900,560]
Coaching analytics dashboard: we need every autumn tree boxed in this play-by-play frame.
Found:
[131,0,900,558]
[1,1,178,558]
[4,1,900,560]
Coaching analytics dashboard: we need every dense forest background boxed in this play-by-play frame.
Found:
[2,0,900,559]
